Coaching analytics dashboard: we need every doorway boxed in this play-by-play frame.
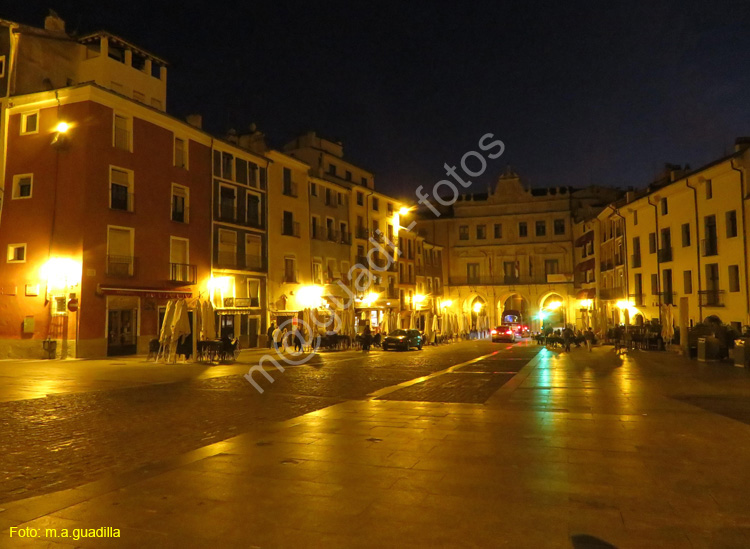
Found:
[107,309,137,356]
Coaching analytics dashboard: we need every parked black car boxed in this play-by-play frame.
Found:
[382,329,423,351]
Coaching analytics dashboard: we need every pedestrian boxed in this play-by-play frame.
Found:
[362,324,372,351]
[272,324,281,351]
[267,323,275,349]
[293,326,303,352]
[562,326,572,352]
[585,327,594,352]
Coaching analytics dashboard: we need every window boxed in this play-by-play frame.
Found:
[518,222,527,237]
[651,273,659,295]
[633,210,638,226]
[681,223,690,247]
[12,174,32,199]
[476,225,486,239]
[661,197,668,215]
[7,243,26,263]
[705,179,712,200]
[459,226,469,240]
[357,192,364,206]
[247,280,260,307]
[282,211,298,236]
[492,223,502,238]
[248,162,259,187]
[219,185,236,221]
[372,197,379,211]
[345,170,352,181]
[21,112,39,135]
[282,168,296,196]
[311,216,319,239]
[235,158,247,184]
[729,265,740,292]
[0,56,5,78]
[174,137,187,169]
[245,234,262,271]
[110,167,133,211]
[107,226,134,276]
[328,164,337,176]
[222,152,233,180]
[387,203,393,214]
[535,220,546,237]
[544,259,559,275]
[246,193,261,227]
[169,237,190,282]
[312,262,322,284]
[554,219,565,235]
[217,229,237,267]
[467,263,480,283]
[684,270,692,294]
[171,184,189,223]
[726,210,738,238]
[259,167,267,189]
[113,114,130,150]
[361,177,367,186]
[649,233,656,254]
[310,182,317,196]
[284,257,297,283]
[325,187,333,205]
[338,192,343,205]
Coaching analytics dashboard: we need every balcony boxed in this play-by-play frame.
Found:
[282,271,298,283]
[340,232,351,245]
[416,265,425,276]
[327,229,339,242]
[372,232,385,244]
[355,227,370,240]
[216,251,237,268]
[658,247,673,262]
[243,216,263,230]
[282,181,298,198]
[599,287,625,301]
[282,221,300,237]
[629,293,645,307]
[223,297,260,308]
[600,260,613,272]
[448,275,561,286]
[701,238,718,257]
[324,195,337,207]
[355,255,368,266]
[386,288,399,299]
[169,262,197,284]
[631,254,641,268]
[243,255,265,271]
[311,227,325,241]
[106,255,135,277]
[657,291,676,305]
[615,255,625,267]
[699,289,725,307]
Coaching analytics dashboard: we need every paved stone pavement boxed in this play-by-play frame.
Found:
[0,341,506,504]
[5,344,750,547]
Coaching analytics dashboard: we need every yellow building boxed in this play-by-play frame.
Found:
[622,144,750,330]
[417,169,578,332]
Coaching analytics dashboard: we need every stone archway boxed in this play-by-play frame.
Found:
[497,292,530,326]
[539,292,565,330]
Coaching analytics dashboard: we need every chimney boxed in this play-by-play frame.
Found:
[185,114,202,129]
[735,137,750,153]
[44,11,66,34]
[226,128,238,144]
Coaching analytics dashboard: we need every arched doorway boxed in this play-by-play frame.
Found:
[469,296,487,336]
[540,293,565,330]
[500,293,529,326]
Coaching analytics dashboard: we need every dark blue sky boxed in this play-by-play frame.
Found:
[8,1,750,199]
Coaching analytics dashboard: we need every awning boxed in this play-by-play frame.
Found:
[98,286,192,299]
[576,288,596,299]
[216,308,261,315]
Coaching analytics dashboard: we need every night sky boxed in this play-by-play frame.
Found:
[7,1,750,200]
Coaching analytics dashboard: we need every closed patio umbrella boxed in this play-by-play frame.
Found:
[202,300,216,340]
[661,304,674,344]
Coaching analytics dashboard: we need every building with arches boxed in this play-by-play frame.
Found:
[416,169,599,332]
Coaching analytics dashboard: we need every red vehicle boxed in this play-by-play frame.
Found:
[492,325,516,343]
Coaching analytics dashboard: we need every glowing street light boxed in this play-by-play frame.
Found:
[54,121,71,133]
[472,301,484,313]
[545,300,562,310]
[441,300,453,308]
